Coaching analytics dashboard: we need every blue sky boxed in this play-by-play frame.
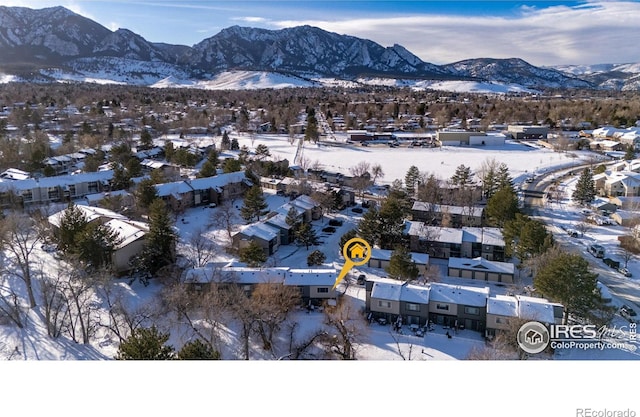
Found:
[3,1,640,66]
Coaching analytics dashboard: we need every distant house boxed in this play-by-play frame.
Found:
[232,222,281,256]
[411,202,484,227]
[183,266,338,305]
[265,213,294,245]
[428,282,490,331]
[366,278,431,326]
[154,171,249,210]
[611,210,639,227]
[367,248,429,276]
[447,257,514,284]
[405,221,506,261]
[0,170,114,208]
[47,205,147,274]
[284,269,338,306]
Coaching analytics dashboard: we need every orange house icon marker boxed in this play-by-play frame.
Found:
[348,243,367,259]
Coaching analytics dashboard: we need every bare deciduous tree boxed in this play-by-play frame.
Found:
[210,201,240,243]
[1,213,42,308]
[320,297,367,360]
[179,227,216,268]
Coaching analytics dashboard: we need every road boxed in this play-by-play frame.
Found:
[523,159,640,314]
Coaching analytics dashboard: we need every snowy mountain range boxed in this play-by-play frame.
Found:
[0,5,639,91]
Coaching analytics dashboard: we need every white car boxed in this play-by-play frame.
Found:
[618,267,632,277]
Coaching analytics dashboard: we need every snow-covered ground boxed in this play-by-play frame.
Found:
[3,136,638,416]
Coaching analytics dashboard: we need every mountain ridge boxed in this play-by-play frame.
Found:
[0,5,638,91]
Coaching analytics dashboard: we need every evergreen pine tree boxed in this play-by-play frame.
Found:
[115,326,175,360]
[133,199,177,280]
[572,167,596,206]
[295,222,320,250]
[222,158,242,173]
[496,163,514,192]
[76,222,122,270]
[240,186,269,222]
[451,164,473,188]
[625,145,636,161]
[356,207,380,247]
[230,138,240,150]
[285,206,301,229]
[534,250,601,323]
[135,178,159,209]
[221,131,231,150]
[177,339,220,360]
[139,129,153,150]
[404,165,420,197]
[307,249,326,266]
[485,186,520,227]
[239,240,267,267]
[57,204,89,253]
[387,245,419,281]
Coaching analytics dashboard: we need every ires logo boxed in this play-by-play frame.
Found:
[517,321,638,354]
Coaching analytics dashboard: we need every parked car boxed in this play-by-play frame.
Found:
[356,274,366,285]
[351,207,363,214]
[328,219,343,227]
[603,258,620,269]
[322,226,336,233]
[620,305,637,322]
[618,267,632,277]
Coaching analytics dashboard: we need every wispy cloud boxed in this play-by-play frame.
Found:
[231,16,268,23]
[270,1,640,66]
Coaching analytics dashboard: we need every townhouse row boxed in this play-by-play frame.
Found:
[364,277,564,338]
[182,265,338,307]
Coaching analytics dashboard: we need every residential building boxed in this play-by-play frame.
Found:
[367,248,429,276]
[447,257,515,283]
[411,202,484,227]
[405,221,506,261]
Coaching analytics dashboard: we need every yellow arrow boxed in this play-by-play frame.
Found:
[333,237,372,290]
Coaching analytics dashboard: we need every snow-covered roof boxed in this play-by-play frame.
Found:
[265,213,292,230]
[85,189,132,203]
[155,180,193,198]
[515,295,559,324]
[189,171,246,191]
[285,269,336,286]
[0,168,30,181]
[404,221,463,244]
[183,266,336,286]
[0,170,114,193]
[486,295,518,317]
[369,248,429,265]
[371,281,403,301]
[461,227,505,247]
[448,257,514,274]
[401,283,430,304]
[238,222,280,241]
[222,267,288,284]
[104,219,147,249]
[412,202,484,217]
[48,204,127,228]
[429,282,489,307]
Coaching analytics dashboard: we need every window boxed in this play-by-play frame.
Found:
[496,317,509,325]
[436,303,449,311]
[406,303,420,312]
[317,287,329,293]
[22,190,33,201]
[88,181,98,193]
[47,187,59,200]
[378,300,391,309]
[464,306,480,315]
